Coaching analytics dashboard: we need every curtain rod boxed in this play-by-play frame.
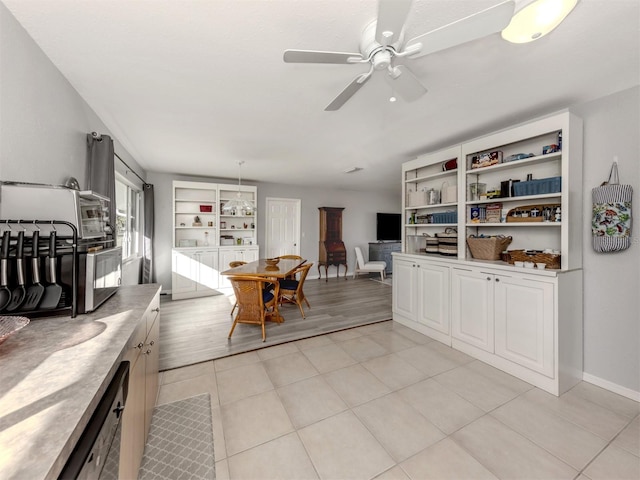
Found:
[91,131,147,186]
[115,152,147,186]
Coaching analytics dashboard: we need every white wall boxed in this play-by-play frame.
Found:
[146,171,400,291]
[0,3,146,284]
[571,86,639,396]
[2,1,638,396]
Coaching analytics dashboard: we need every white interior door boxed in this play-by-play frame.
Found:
[265,197,301,258]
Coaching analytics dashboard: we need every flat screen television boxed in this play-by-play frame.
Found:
[376,213,401,241]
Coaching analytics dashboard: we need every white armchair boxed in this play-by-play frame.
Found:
[353,246,386,281]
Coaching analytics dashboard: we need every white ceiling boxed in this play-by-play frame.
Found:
[4,0,639,194]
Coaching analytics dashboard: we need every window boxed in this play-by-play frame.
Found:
[116,176,141,260]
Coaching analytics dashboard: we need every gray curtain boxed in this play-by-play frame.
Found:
[142,183,155,283]
[87,134,116,238]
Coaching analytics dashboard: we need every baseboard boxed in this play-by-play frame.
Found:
[582,372,640,402]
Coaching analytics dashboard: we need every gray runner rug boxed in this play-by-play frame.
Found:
[138,393,215,480]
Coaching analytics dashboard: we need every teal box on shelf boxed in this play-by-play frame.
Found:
[513,176,561,196]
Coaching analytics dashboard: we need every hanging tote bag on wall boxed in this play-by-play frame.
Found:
[592,161,633,253]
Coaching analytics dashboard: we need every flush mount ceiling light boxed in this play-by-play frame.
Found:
[344,167,363,173]
[502,0,579,43]
[222,161,255,214]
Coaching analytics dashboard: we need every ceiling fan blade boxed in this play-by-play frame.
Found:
[404,0,515,59]
[376,0,413,46]
[284,49,364,64]
[325,72,372,111]
[387,65,427,102]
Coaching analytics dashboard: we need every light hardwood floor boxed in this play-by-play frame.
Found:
[159,276,392,371]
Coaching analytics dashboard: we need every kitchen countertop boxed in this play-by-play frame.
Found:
[0,284,161,480]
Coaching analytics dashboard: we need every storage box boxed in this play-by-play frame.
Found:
[407,190,427,207]
[441,183,457,203]
[467,235,513,260]
[471,150,503,169]
[431,211,457,224]
[512,176,561,196]
[199,205,212,212]
[508,250,561,269]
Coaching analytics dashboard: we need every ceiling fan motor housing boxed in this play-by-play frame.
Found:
[360,20,403,68]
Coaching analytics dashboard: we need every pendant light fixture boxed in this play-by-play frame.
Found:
[502,0,580,44]
[221,161,255,215]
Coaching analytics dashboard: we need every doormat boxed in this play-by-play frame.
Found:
[139,393,215,480]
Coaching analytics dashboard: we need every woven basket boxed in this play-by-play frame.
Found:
[467,235,513,260]
[508,250,561,269]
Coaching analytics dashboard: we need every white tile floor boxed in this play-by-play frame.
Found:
[156,321,640,480]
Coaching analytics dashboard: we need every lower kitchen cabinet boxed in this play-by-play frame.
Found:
[451,268,494,353]
[494,275,554,378]
[393,253,582,396]
[120,290,160,479]
[218,246,259,288]
[452,267,554,377]
[393,257,450,345]
[171,248,219,300]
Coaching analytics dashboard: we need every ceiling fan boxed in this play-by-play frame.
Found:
[283,0,516,111]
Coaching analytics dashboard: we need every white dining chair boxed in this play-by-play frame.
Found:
[353,246,386,281]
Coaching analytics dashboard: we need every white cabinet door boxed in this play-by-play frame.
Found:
[417,261,450,335]
[241,247,259,262]
[172,250,197,295]
[452,268,494,352]
[494,275,555,377]
[196,250,219,291]
[393,258,417,320]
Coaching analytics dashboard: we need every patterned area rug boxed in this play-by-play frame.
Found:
[139,394,215,480]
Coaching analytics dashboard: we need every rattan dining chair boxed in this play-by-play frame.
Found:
[228,275,279,342]
[228,261,247,315]
[278,262,313,318]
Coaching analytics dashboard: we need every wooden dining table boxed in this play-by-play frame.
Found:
[220,258,306,279]
[221,258,307,324]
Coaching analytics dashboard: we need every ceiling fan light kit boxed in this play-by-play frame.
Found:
[501,0,580,43]
[283,0,517,111]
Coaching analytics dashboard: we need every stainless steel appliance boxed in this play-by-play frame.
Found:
[60,246,122,313]
[59,361,129,479]
[0,183,110,240]
[1,183,121,314]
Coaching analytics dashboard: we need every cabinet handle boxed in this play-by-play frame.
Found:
[136,342,144,349]
[486,277,491,281]
[152,307,160,313]
[145,349,152,355]
[495,278,500,282]
[149,340,155,346]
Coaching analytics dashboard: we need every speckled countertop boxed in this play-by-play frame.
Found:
[0,284,161,480]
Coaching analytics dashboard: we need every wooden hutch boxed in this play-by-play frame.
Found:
[318,207,347,281]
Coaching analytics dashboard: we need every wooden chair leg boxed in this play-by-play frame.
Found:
[230,303,238,315]
[228,317,238,339]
